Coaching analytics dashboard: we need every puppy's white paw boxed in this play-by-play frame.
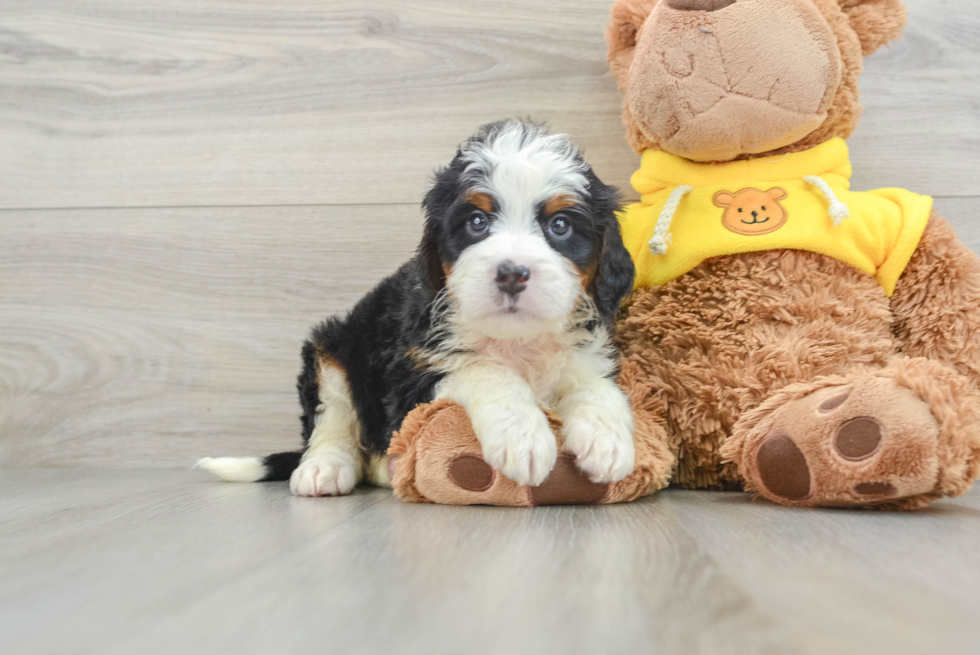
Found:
[562,405,635,484]
[289,453,359,497]
[475,405,557,487]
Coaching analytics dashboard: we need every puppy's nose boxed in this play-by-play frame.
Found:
[751,210,758,218]
[496,260,530,296]
[665,0,736,11]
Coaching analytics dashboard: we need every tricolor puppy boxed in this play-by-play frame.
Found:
[199,120,637,496]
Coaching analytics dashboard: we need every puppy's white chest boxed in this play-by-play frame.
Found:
[476,335,570,407]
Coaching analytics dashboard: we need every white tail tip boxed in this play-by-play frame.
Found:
[196,457,265,482]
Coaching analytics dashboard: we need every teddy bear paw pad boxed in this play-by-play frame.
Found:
[448,455,495,492]
[746,378,941,507]
[756,434,810,500]
[835,417,882,460]
[855,481,897,496]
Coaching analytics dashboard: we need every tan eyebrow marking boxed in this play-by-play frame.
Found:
[545,194,576,216]
[465,191,494,213]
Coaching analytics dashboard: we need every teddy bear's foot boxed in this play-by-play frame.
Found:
[724,358,980,509]
[743,382,939,507]
[386,400,607,506]
[388,398,679,506]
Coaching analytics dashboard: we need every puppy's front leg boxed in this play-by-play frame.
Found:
[437,363,557,487]
[556,347,635,483]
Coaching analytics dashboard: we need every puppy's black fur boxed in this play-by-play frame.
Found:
[259,121,633,481]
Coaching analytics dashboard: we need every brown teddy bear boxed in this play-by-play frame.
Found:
[390,0,980,509]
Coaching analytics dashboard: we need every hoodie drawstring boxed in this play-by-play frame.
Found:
[804,175,850,225]
[648,185,693,255]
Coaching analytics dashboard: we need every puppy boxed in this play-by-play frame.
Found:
[199,120,636,496]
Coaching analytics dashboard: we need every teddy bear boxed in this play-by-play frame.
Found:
[389,0,980,509]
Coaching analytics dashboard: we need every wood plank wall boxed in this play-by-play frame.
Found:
[1,0,977,467]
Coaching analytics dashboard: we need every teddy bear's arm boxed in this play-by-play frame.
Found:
[891,212,980,390]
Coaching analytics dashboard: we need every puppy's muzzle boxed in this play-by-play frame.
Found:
[496,260,530,297]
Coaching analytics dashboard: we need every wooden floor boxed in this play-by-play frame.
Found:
[3,1,980,652]
[0,469,978,655]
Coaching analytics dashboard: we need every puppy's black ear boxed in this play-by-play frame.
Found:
[418,159,463,295]
[592,224,635,324]
[416,218,446,294]
[586,172,634,324]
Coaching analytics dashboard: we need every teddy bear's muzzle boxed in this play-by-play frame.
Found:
[665,0,736,11]
[627,0,843,161]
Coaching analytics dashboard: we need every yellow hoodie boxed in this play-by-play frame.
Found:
[618,138,933,296]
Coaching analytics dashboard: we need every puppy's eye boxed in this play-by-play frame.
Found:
[466,211,490,236]
[738,208,743,213]
[761,206,767,211]
[548,214,572,240]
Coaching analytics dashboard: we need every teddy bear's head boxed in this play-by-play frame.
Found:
[605,0,907,162]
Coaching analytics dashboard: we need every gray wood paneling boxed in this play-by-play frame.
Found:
[0,205,421,467]
[1,0,978,468]
[0,0,633,209]
[848,0,980,194]
[0,0,977,210]
[938,197,980,253]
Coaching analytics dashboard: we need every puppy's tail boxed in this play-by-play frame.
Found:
[196,451,303,482]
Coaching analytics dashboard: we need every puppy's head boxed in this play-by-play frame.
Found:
[420,120,634,340]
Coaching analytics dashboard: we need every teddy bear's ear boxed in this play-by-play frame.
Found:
[839,0,908,56]
[605,0,658,91]
[713,191,734,208]
[766,188,789,201]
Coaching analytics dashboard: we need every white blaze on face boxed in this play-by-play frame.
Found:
[447,123,590,340]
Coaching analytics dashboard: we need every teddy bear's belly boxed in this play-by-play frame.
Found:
[617,249,897,489]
